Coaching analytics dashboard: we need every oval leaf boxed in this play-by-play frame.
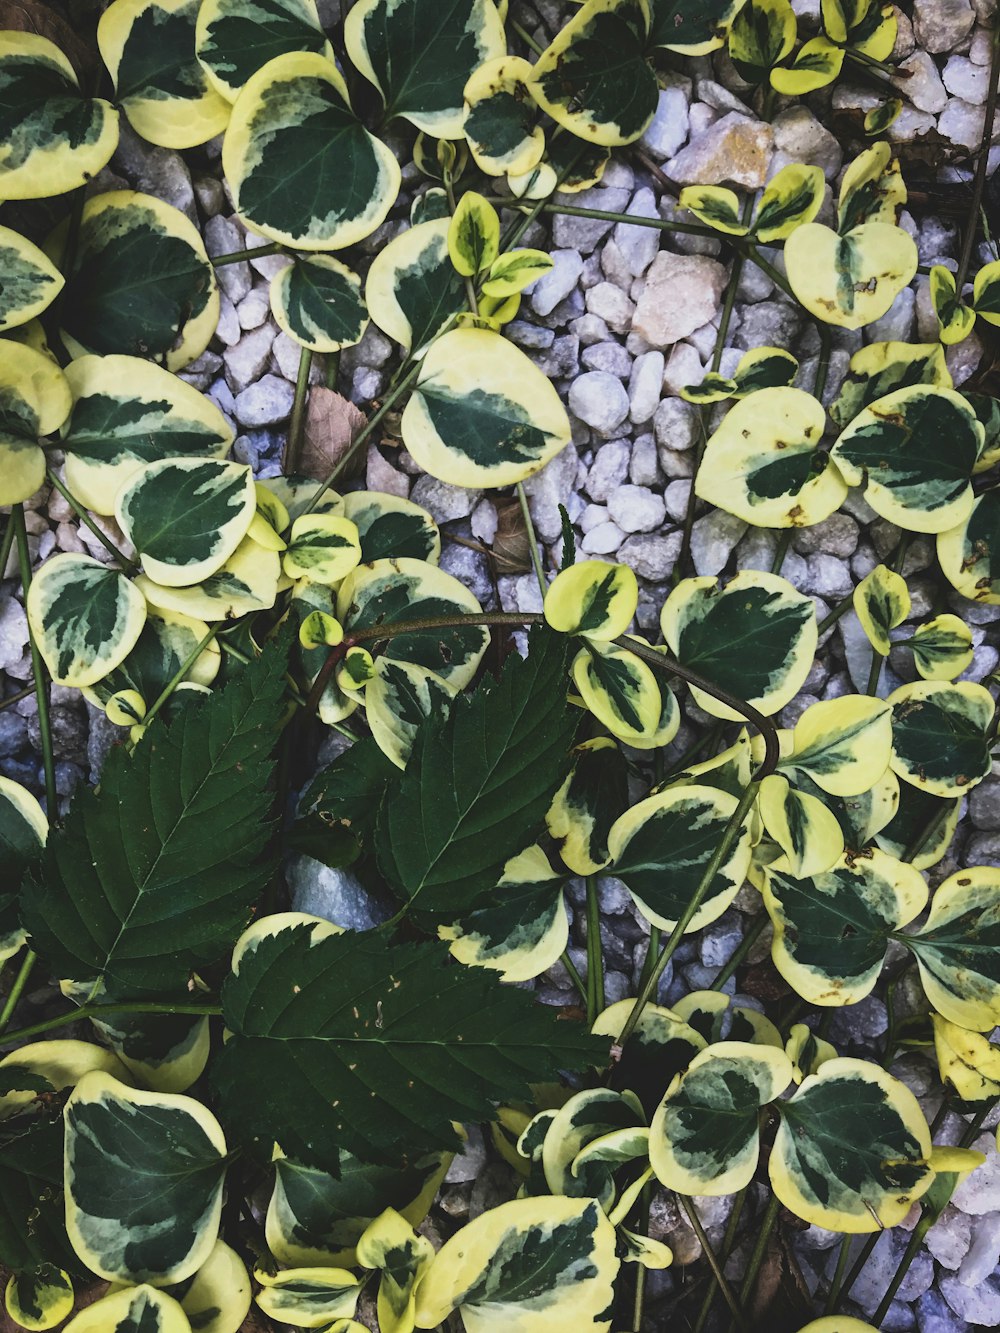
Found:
[0,224,64,331]
[784,221,918,330]
[195,0,333,101]
[27,553,147,688]
[271,255,368,353]
[888,680,994,797]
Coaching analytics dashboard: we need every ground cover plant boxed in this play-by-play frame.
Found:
[1,0,1000,1329]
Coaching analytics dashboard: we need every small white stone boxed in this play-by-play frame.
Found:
[233,373,294,427]
[913,0,975,51]
[662,343,706,396]
[585,281,635,334]
[612,187,661,277]
[409,476,481,522]
[691,510,747,576]
[958,1212,1000,1286]
[570,372,631,436]
[895,50,948,112]
[640,86,690,161]
[203,215,251,303]
[586,439,632,500]
[224,324,276,393]
[530,249,584,317]
[944,52,991,102]
[666,112,774,189]
[632,252,728,348]
[579,503,610,534]
[580,520,625,554]
[215,294,241,348]
[607,484,666,534]
[618,531,683,580]
[628,351,665,424]
[654,396,699,453]
[665,478,692,522]
[629,432,660,486]
[237,287,270,330]
[771,106,843,179]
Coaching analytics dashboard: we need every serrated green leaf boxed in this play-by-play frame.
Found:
[377,626,576,919]
[23,639,289,995]
[214,924,603,1169]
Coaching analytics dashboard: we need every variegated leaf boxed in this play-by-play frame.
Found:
[401,327,571,487]
[832,385,982,533]
[117,457,255,587]
[463,57,545,177]
[98,0,231,148]
[770,1058,934,1231]
[52,191,218,371]
[770,35,844,93]
[570,640,662,743]
[4,1267,74,1331]
[364,657,456,769]
[82,606,219,715]
[441,844,568,983]
[255,1267,360,1325]
[938,487,1000,604]
[413,1197,619,1332]
[337,557,488,690]
[782,695,893,797]
[678,185,747,236]
[661,571,817,720]
[696,386,846,528]
[762,850,927,1005]
[830,339,951,428]
[909,614,974,681]
[27,553,147,688]
[907,867,1000,1031]
[757,774,844,877]
[0,341,71,505]
[365,218,466,355]
[136,537,281,622]
[888,680,994,797]
[266,1147,449,1269]
[63,1285,190,1332]
[593,1000,705,1117]
[339,491,440,564]
[345,0,506,138]
[195,0,332,101]
[270,255,368,353]
[836,142,905,232]
[647,0,746,52]
[357,1209,433,1333]
[282,514,362,585]
[0,32,118,199]
[448,191,499,277]
[874,782,958,870]
[729,0,796,83]
[0,224,64,331]
[650,1042,793,1195]
[752,163,825,242]
[530,0,658,147]
[223,53,400,249]
[544,559,638,641]
[929,264,975,345]
[64,1072,227,1284]
[784,221,917,330]
[853,564,910,656]
[546,737,628,876]
[608,784,753,932]
[62,354,233,516]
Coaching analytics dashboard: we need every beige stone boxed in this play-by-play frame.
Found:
[631,251,728,347]
[665,111,773,188]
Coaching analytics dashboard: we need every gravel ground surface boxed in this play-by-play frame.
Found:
[4,0,1000,1326]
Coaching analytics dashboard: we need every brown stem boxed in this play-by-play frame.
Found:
[956,26,1000,291]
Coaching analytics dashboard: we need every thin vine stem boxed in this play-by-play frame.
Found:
[692,1188,747,1333]
[732,1192,780,1326]
[0,515,16,580]
[140,627,220,731]
[613,778,763,1054]
[285,346,314,473]
[956,24,1000,291]
[510,18,544,54]
[680,1198,748,1331]
[45,469,138,571]
[825,1234,853,1315]
[0,684,36,713]
[834,1232,880,1312]
[0,999,223,1047]
[211,242,283,267]
[561,950,588,1002]
[517,481,548,597]
[0,950,37,1034]
[710,914,767,991]
[585,875,605,1023]
[12,506,57,814]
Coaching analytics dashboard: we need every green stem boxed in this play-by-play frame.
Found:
[825,1234,853,1315]
[510,17,544,54]
[960,1102,992,1148]
[872,1214,933,1326]
[284,346,314,474]
[630,1181,653,1331]
[212,243,282,267]
[0,950,37,1034]
[13,506,57,813]
[0,684,36,712]
[0,999,222,1046]
[693,1189,747,1333]
[585,875,605,1024]
[0,515,16,580]
[771,530,793,575]
[614,779,762,1053]
[561,950,588,1003]
[517,481,548,598]
[814,328,833,402]
[817,591,854,635]
[957,25,1000,292]
[835,1233,880,1311]
[734,1193,780,1324]
[710,914,767,991]
[664,720,725,777]
[866,648,884,696]
[45,470,138,571]
[680,1198,748,1331]
[325,350,340,390]
[141,627,219,730]
[301,360,423,515]
[636,924,661,995]
[494,200,711,238]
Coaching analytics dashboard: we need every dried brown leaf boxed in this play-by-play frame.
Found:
[297,387,366,483]
[491,496,532,574]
